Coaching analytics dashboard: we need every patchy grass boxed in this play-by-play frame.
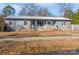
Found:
[0,39,79,54]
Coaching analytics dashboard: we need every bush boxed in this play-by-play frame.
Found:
[0,15,5,32]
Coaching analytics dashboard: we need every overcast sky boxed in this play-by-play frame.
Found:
[0,3,79,16]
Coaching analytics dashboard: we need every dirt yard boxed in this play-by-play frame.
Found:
[0,30,78,37]
[0,39,79,55]
[0,30,79,54]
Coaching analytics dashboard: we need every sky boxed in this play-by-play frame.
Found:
[0,3,79,16]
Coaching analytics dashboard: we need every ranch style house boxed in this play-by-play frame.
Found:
[5,16,71,31]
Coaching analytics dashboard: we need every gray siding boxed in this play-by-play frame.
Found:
[5,19,71,31]
[54,21,71,30]
[5,19,31,31]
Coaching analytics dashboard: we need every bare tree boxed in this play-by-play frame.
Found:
[19,3,53,16]
[64,9,73,18]
[19,3,38,16]
[37,8,50,16]
[19,7,28,16]
[57,3,73,16]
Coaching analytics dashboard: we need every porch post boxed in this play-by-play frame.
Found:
[46,21,48,29]
[35,20,37,30]
[29,20,32,31]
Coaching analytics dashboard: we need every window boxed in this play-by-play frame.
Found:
[37,21,44,26]
[64,21,66,25]
[52,21,56,26]
[9,20,12,25]
[62,21,66,25]
[48,21,51,24]
[24,21,27,25]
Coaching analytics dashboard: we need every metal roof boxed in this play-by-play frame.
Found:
[5,16,71,21]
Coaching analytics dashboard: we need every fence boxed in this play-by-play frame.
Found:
[71,25,79,30]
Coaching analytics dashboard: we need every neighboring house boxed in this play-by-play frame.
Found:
[5,16,71,31]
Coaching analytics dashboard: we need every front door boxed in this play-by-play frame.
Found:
[31,20,45,30]
[31,20,37,30]
[37,21,45,29]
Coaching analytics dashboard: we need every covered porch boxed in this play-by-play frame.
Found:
[30,20,57,30]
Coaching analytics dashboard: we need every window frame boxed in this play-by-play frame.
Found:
[9,20,13,25]
[24,20,27,25]
[52,20,56,26]
[62,21,66,25]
